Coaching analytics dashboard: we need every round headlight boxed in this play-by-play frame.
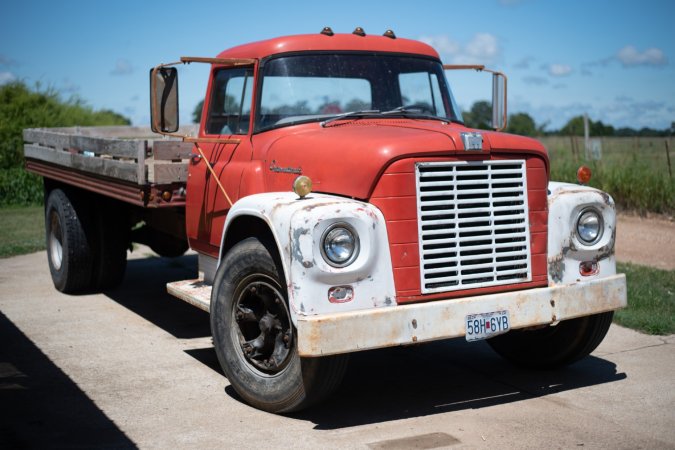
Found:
[321,224,359,267]
[576,209,603,244]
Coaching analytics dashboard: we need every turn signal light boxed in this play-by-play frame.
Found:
[579,261,599,277]
[577,165,592,184]
[328,286,354,303]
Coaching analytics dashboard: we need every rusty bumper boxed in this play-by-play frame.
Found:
[296,274,627,356]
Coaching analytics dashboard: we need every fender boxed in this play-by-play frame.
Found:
[220,192,397,324]
[547,182,617,285]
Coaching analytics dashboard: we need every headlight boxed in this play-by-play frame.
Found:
[321,223,359,267]
[576,208,603,244]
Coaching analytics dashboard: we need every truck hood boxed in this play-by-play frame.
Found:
[256,119,547,199]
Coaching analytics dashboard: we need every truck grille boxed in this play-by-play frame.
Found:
[416,160,532,294]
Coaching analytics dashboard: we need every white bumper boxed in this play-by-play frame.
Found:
[296,274,626,356]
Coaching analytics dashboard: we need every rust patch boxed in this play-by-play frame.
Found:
[594,227,617,261]
[548,252,565,284]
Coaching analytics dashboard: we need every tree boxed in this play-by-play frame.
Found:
[462,100,492,130]
[506,112,537,136]
[192,99,204,123]
[0,81,130,169]
[559,115,615,136]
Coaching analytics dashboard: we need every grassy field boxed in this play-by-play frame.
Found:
[615,262,674,335]
[541,136,674,215]
[0,206,45,258]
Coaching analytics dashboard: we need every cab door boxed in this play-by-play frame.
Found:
[186,66,254,256]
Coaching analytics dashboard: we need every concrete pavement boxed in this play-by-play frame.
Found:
[1,248,674,449]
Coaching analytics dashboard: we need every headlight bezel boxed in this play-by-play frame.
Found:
[320,222,360,268]
[575,207,604,245]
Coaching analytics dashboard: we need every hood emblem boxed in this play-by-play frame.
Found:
[270,160,302,174]
[461,132,483,151]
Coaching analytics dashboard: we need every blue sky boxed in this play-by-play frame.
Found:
[1,0,673,131]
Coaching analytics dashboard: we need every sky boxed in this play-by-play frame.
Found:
[1,0,673,131]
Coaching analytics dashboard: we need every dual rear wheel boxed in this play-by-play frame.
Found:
[45,188,127,293]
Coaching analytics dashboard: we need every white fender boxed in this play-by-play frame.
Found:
[220,192,397,323]
[547,182,617,285]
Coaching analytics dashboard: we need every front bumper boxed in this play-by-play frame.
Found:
[296,274,627,356]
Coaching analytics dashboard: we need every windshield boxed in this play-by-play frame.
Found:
[256,53,463,131]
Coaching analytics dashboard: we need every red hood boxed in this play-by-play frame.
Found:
[253,119,548,199]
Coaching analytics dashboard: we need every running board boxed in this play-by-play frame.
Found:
[167,279,212,312]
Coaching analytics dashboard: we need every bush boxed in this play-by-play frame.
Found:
[0,81,131,206]
[0,168,43,206]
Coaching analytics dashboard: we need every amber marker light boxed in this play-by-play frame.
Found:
[293,175,312,198]
[577,165,592,184]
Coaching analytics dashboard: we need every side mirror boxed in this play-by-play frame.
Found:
[150,67,179,133]
[491,72,507,131]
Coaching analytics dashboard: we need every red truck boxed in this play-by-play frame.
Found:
[24,28,626,413]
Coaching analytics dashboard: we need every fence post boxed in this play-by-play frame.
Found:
[666,139,673,179]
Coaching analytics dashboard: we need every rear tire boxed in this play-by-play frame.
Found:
[487,311,614,369]
[45,189,94,293]
[211,237,348,413]
[91,201,128,290]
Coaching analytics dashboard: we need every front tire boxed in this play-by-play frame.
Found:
[211,237,348,413]
[487,311,614,369]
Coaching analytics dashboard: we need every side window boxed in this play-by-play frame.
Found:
[399,72,448,117]
[206,68,253,135]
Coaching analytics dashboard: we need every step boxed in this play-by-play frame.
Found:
[166,279,212,312]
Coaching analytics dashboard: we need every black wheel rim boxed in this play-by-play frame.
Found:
[231,274,294,375]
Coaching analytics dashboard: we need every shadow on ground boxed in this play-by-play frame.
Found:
[288,339,627,429]
[104,254,211,339]
[0,311,136,449]
[104,256,627,430]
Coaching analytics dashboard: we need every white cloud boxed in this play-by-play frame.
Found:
[111,59,134,76]
[420,33,500,65]
[514,56,535,69]
[0,71,16,85]
[548,64,573,77]
[616,45,667,67]
[419,35,460,55]
[510,97,673,130]
[523,75,548,86]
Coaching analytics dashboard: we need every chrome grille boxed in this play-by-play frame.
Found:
[416,160,532,294]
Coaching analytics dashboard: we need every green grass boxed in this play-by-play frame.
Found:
[0,206,45,258]
[541,136,675,215]
[615,262,675,335]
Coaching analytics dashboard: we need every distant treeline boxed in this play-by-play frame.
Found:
[463,100,673,138]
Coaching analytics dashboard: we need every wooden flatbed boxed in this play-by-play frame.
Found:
[24,126,194,208]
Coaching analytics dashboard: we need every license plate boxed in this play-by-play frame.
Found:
[465,310,510,342]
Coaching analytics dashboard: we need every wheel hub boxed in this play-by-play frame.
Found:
[234,279,293,374]
[48,210,63,271]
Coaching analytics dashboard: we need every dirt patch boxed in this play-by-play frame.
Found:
[616,214,675,270]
